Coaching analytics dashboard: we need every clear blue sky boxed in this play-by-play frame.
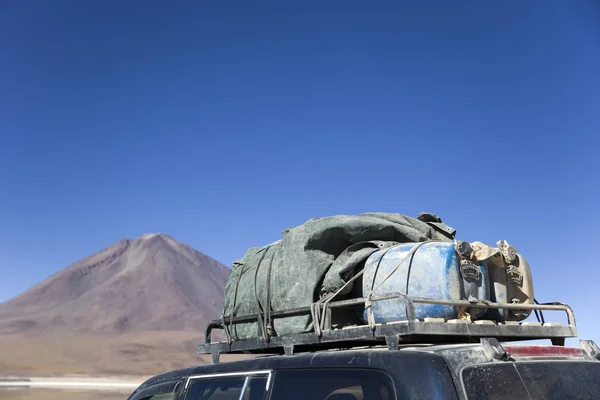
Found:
[1,2,598,343]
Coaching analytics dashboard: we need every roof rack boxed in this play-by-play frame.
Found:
[198,294,577,363]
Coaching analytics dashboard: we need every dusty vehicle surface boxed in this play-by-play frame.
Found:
[127,339,600,400]
[126,297,600,400]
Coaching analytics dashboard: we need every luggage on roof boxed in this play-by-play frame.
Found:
[357,241,491,323]
[357,239,535,325]
[222,212,455,340]
[221,211,535,342]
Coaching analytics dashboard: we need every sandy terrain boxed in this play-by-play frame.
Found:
[0,377,139,400]
[0,376,143,390]
[0,389,127,400]
[0,330,215,376]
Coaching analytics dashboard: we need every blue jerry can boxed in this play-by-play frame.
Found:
[356,242,490,323]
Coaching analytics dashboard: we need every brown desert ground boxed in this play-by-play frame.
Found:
[0,389,127,400]
[0,233,232,376]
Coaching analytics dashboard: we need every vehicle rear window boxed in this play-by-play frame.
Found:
[270,368,395,400]
[186,375,269,400]
[462,361,600,400]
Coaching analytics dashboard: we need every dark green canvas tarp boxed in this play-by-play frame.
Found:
[222,212,455,340]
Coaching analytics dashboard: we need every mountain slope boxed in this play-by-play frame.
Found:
[0,233,231,375]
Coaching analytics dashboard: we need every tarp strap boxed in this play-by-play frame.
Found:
[224,247,270,342]
[227,257,252,343]
[253,247,272,341]
[312,241,385,337]
[263,248,277,341]
[311,293,331,337]
[365,241,431,329]
[314,268,365,337]
[221,314,231,345]
[534,298,545,324]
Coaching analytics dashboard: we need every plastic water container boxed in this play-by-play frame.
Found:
[356,242,490,323]
[483,253,534,321]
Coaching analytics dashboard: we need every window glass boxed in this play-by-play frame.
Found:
[185,375,269,400]
[130,380,181,400]
[147,394,177,400]
[462,362,600,400]
[186,377,245,400]
[270,369,394,400]
[241,376,269,400]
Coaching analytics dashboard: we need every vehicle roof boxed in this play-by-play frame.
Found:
[133,341,600,395]
[135,346,440,389]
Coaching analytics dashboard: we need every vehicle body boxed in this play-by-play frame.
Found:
[127,288,599,400]
[127,338,600,400]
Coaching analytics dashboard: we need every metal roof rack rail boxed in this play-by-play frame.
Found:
[198,294,577,363]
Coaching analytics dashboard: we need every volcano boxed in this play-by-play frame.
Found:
[0,233,231,375]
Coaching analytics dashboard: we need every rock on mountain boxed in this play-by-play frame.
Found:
[0,233,230,335]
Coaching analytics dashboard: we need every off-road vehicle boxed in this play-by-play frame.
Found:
[126,296,600,400]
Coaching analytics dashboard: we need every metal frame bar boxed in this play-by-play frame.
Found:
[199,294,577,361]
[206,294,576,340]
